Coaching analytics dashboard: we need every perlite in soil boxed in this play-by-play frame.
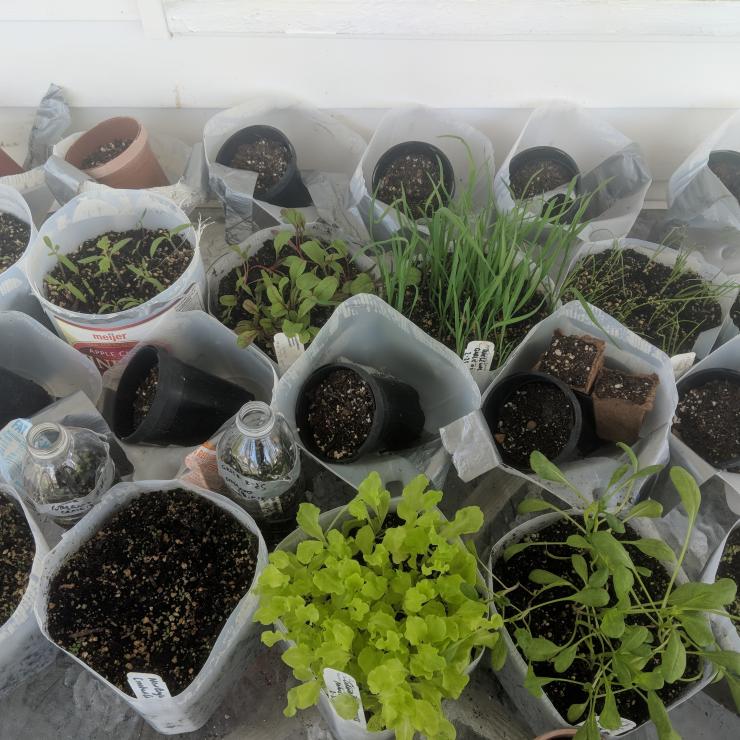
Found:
[21,422,115,525]
[217,401,305,523]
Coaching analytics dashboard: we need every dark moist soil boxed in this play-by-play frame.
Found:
[305,368,375,461]
[537,333,602,390]
[0,368,53,428]
[0,493,35,626]
[594,367,658,405]
[132,365,159,432]
[81,138,133,169]
[376,152,447,218]
[45,227,192,314]
[228,137,290,198]
[0,212,31,273]
[674,378,740,468]
[47,489,258,696]
[709,158,740,203]
[493,518,702,727]
[510,158,574,199]
[492,381,575,469]
[217,239,361,360]
[563,249,723,355]
[716,527,740,620]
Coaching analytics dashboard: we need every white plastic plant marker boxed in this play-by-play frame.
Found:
[127,673,173,702]
[274,332,305,375]
[323,668,367,728]
[671,352,697,380]
[462,340,496,390]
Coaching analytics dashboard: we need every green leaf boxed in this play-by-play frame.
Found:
[296,272,320,291]
[331,693,360,721]
[625,499,663,520]
[529,451,572,487]
[219,294,237,307]
[668,579,736,610]
[601,608,625,638]
[679,613,714,647]
[523,665,553,698]
[573,587,610,607]
[490,633,507,671]
[297,297,317,317]
[503,542,532,561]
[621,626,650,653]
[631,538,676,562]
[296,503,325,542]
[284,680,321,717]
[599,683,621,730]
[274,230,294,254]
[301,240,328,264]
[554,643,578,673]
[647,690,681,740]
[661,630,686,684]
[313,275,339,303]
[613,564,634,600]
[635,670,665,690]
[296,539,325,565]
[516,498,554,515]
[66,283,87,303]
[266,283,283,306]
[566,534,592,550]
[282,319,306,337]
[571,554,588,584]
[588,568,609,588]
[529,569,568,586]
[522,637,561,661]
[347,272,374,296]
[605,513,626,534]
[590,530,632,568]
[149,235,166,257]
[567,701,589,724]
[670,467,701,523]
[289,257,307,282]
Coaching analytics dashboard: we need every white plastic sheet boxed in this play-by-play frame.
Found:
[441,301,676,508]
[347,105,495,241]
[203,96,367,244]
[34,479,268,735]
[25,189,206,372]
[45,131,208,214]
[272,294,481,490]
[494,103,652,242]
[0,484,55,696]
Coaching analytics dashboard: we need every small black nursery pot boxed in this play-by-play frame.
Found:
[509,145,580,201]
[295,362,425,464]
[111,345,254,446]
[483,371,597,471]
[0,368,53,429]
[708,149,740,203]
[371,140,455,216]
[215,124,312,208]
[675,367,740,471]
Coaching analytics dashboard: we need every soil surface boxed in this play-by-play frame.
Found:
[491,380,575,469]
[0,212,31,273]
[304,368,375,461]
[709,157,740,203]
[228,137,290,198]
[563,248,723,355]
[81,138,133,169]
[45,227,192,314]
[537,333,603,391]
[716,527,740,620]
[0,368,53,429]
[47,489,258,696]
[0,493,34,626]
[132,365,159,432]
[376,151,448,218]
[594,367,658,405]
[493,518,702,727]
[510,157,575,199]
[674,377,740,468]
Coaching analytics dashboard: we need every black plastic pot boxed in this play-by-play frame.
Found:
[708,149,740,202]
[509,145,579,196]
[110,345,254,446]
[295,361,425,464]
[482,371,598,471]
[0,368,53,428]
[215,124,312,208]
[371,140,455,206]
[676,367,740,471]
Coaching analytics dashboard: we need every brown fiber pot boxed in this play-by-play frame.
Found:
[0,148,24,177]
[533,330,606,394]
[64,117,168,189]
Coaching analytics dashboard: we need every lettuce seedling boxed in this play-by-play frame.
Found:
[254,472,501,740]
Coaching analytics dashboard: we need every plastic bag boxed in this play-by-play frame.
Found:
[441,301,676,507]
[34,479,267,734]
[101,310,278,481]
[0,84,70,227]
[487,512,712,738]
[203,95,367,244]
[0,483,55,696]
[45,131,208,214]
[560,238,738,361]
[25,189,207,372]
[667,110,740,234]
[669,334,740,511]
[494,102,651,242]
[347,105,495,241]
[272,294,481,490]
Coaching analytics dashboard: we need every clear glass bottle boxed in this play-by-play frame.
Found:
[21,422,115,526]
[217,401,305,524]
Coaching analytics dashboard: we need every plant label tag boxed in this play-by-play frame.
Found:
[274,332,305,375]
[671,352,696,380]
[462,341,496,390]
[323,668,367,728]
[127,673,172,701]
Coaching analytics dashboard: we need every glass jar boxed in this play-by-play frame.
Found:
[21,422,115,525]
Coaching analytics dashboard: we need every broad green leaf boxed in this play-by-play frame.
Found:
[599,684,621,730]
[503,542,532,561]
[443,506,483,538]
[331,693,360,720]
[529,569,567,586]
[554,643,578,673]
[601,608,626,638]
[625,499,663,520]
[529,451,572,487]
[635,670,664,690]
[289,257,307,282]
[296,539,324,565]
[348,272,374,295]
[605,512,626,534]
[522,637,561,661]
[367,658,407,695]
[490,634,507,671]
[669,467,700,523]
[296,272,320,291]
[219,294,237,307]
[523,665,553,698]
[313,275,339,302]
[567,701,589,723]
[566,534,592,550]
[301,240,328,264]
[631,538,676,562]
[661,630,686,684]
[679,613,714,647]
[285,680,321,717]
[516,498,553,515]
[708,650,740,674]
[590,530,632,568]
[588,568,609,588]
[573,587,610,607]
[613,564,634,600]
[296,502,325,541]
[572,554,588,584]
[647,690,681,740]
[621,626,650,653]
[668,579,736,610]
[274,229,294,254]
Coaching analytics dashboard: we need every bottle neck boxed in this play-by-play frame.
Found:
[27,422,70,461]
[235,401,275,437]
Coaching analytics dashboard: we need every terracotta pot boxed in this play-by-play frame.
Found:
[592,367,659,444]
[533,731,577,740]
[0,148,24,177]
[64,117,168,189]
